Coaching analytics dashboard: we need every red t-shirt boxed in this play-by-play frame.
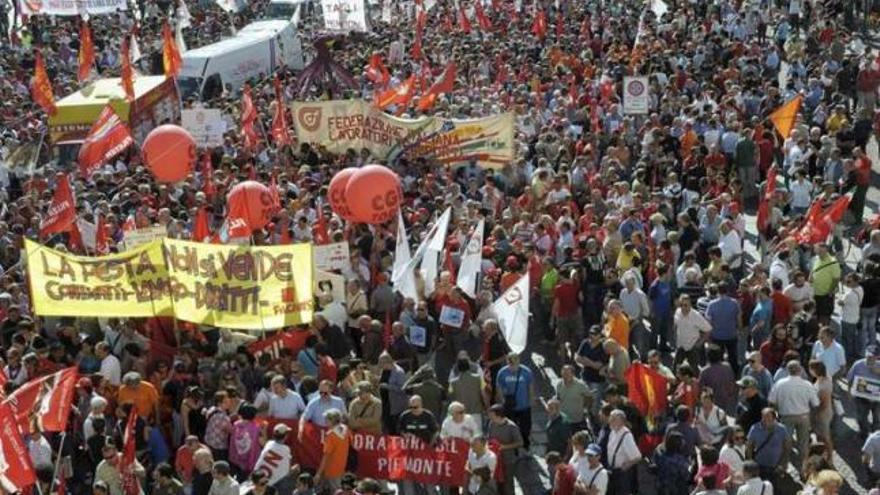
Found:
[554,282,580,317]
[771,291,793,326]
[553,464,579,495]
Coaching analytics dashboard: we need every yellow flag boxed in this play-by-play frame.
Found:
[769,94,803,139]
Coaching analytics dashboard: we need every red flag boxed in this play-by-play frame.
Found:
[78,21,95,83]
[269,175,282,212]
[120,406,139,495]
[756,166,777,233]
[416,7,427,33]
[555,10,564,38]
[417,62,457,111]
[120,37,136,102]
[0,403,37,492]
[365,53,391,86]
[271,77,292,146]
[122,214,137,233]
[3,368,78,433]
[225,191,254,239]
[240,84,260,151]
[201,153,216,198]
[624,362,668,418]
[458,3,472,33]
[31,50,57,115]
[443,12,454,31]
[162,20,182,78]
[531,9,547,38]
[444,247,456,279]
[78,105,134,178]
[313,209,330,245]
[796,194,852,244]
[383,310,393,348]
[410,30,423,60]
[95,214,109,255]
[68,221,85,253]
[376,75,416,110]
[474,1,492,31]
[192,206,211,242]
[40,175,77,237]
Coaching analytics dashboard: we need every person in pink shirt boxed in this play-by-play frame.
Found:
[229,405,263,477]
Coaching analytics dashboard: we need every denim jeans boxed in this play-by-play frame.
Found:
[841,321,861,362]
[862,306,879,348]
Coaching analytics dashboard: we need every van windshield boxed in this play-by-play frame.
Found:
[178,76,202,100]
[263,2,297,20]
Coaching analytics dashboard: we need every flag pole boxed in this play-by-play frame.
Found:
[47,431,67,495]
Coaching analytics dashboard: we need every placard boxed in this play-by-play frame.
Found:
[623,76,649,115]
[439,305,465,328]
[321,0,369,31]
[313,242,351,273]
[852,374,880,402]
[123,225,168,250]
[182,108,227,148]
[315,269,346,303]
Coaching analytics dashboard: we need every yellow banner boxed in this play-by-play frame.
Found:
[291,100,515,169]
[25,239,314,329]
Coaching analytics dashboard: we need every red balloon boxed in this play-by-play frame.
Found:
[141,125,196,183]
[328,168,358,221]
[345,165,402,224]
[227,181,274,231]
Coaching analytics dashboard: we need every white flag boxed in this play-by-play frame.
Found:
[392,211,418,301]
[177,0,192,28]
[426,207,452,251]
[215,0,245,13]
[455,219,484,297]
[420,249,439,297]
[424,0,437,11]
[392,207,451,283]
[175,21,187,53]
[650,0,668,18]
[492,273,529,354]
[130,33,142,62]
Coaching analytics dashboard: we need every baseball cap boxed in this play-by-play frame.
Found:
[586,444,602,456]
[737,376,758,388]
[273,423,291,435]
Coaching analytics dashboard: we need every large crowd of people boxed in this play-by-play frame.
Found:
[1,0,880,494]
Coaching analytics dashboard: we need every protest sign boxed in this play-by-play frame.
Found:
[315,269,346,303]
[291,100,515,169]
[123,225,167,250]
[313,242,351,273]
[19,0,127,16]
[25,239,314,329]
[321,0,369,31]
[851,375,880,402]
[263,421,469,486]
[623,76,650,115]
[181,108,227,147]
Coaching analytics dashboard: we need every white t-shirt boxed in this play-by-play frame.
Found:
[100,354,122,386]
[441,415,481,442]
[841,286,864,324]
[578,464,608,495]
[466,450,497,494]
[253,440,292,486]
[719,444,745,477]
[268,390,306,419]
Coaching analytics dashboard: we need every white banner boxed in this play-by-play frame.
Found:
[19,0,127,16]
[123,225,167,250]
[314,242,351,273]
[321,0,369,31]
[492,273,529,354]
[182,109,227,148]
[623,76,649,115]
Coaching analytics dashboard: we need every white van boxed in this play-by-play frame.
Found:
[178,20,306,101]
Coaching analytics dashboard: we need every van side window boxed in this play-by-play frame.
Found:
[203,74,223,101]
